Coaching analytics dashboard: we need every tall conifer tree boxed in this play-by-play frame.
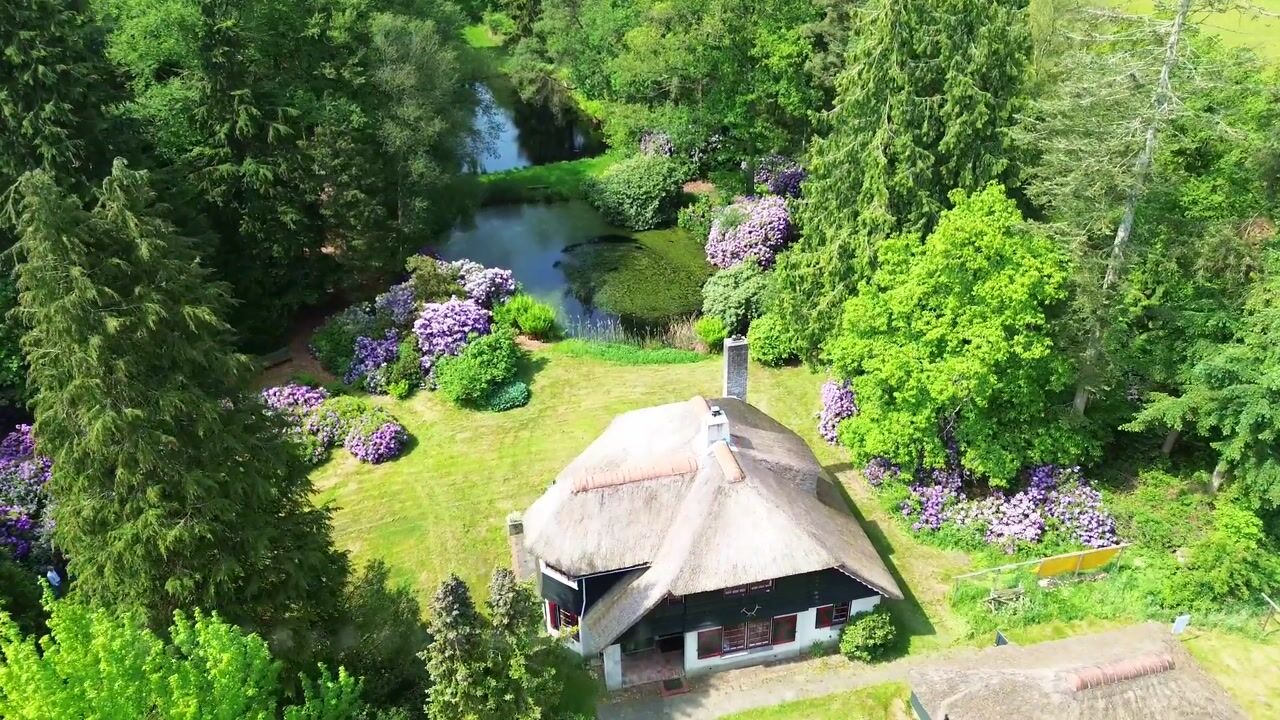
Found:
[11,162,347,653]
[773,0,1031,357]
[1,0,122,405]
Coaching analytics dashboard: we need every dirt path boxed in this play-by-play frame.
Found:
[598,645,984,720]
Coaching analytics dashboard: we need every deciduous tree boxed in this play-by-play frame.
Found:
[825,185,1090,484]
[0,596,364,719]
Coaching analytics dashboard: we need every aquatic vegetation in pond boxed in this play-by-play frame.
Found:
[559,228,711,324]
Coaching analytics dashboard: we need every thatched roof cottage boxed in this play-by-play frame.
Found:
[519,338,903,690]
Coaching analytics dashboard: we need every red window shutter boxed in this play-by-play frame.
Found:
[772,614,798,645]
[697,628,723,659]
[548,602,560,630]
[815,605,834,629]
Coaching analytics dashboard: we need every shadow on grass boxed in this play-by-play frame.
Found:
[518,354,550,385]
[823,462,937,658]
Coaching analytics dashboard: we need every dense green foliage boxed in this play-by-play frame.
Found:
[0,597,363,719]
[92,0,479,348]
[494,293,559,339]
[701,263,772,335]
[694,316,728,352]
[434,329,524,406]
[422,571,576,720]
[826,186,1088,484]
[746,314,798,367]
[837,606,896,663]
[773,0,1031,357]
[12,164,347,663]
[584,154,685,230]
[514,0,831,157]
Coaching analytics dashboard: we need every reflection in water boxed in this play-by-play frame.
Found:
[436,201,620,322]
[470,83,603,174]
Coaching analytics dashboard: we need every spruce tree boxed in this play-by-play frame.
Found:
[487,568,557,720]
[772,0,1031,357]
[422,574,497,720]
[11,162,347,656]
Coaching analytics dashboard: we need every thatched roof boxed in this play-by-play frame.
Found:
[521,396,903,655]
[908,623,1246,720]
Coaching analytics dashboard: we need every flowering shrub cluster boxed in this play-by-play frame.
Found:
[705,195,793,269]
[260,389,410,465]
[345,330,401,391]
[344,416,408,464]
[891,463,1119,553]
[374,282,418,325]
[459,266,516,309]
[0,425,54,563]
[311,254,516,395]
[863,457,901,487]
[753,155,805,197]
[639,131,675,158]
[818,379,857,444]
[413,298,492,374]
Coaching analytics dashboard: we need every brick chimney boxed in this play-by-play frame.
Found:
[724,335,748,401]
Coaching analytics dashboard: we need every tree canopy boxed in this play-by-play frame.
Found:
[825,185,1089,484]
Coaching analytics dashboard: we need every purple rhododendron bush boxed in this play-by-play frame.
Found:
[705,195,793,269]
[0,425,55,564]
[261,386,408,465]
[817,378,1118,556]
[310,254,514,394]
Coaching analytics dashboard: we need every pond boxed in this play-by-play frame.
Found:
[437,201,710,330]
[471,81,605,173]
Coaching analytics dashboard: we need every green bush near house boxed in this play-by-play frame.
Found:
[494,293,559,339]
[838,606,897,663]
[678,192,720,240]
[747,313,799,366]
[584,154,685,230]
[406,255,463,303]
[434,330,524,406]
[694,315,728,351]
[702,263,772,334]
[311,306,379,376]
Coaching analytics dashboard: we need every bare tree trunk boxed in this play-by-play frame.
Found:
[1210,460,1228,494]
[1073,0,1193,415]
[1161,428,1180,455]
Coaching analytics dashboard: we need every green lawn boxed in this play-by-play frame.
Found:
[311,344,970,639]
[1108,0,1280,61]
[719,683,912,720]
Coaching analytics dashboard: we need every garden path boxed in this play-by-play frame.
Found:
[596,645,986,720]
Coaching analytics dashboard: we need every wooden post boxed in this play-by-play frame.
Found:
[1263,594,1279,634]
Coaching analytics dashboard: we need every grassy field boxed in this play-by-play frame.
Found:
[1109,0,1280,61]
[719,683,912,720]
[310,345,970,641]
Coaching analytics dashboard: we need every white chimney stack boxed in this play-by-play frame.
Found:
[724,335,748,401]
[704,405,730,447]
